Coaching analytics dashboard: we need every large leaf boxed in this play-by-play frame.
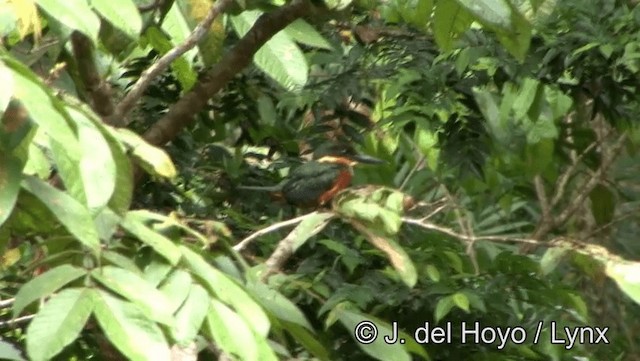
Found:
[13,265,87,317]
[35,0,100,42]
[605,261,640,306]
[5,61,80,155]
[21,176,101,254]
[26,288,95,361]
[67,106,116,212]
[159,269,193,313]
[246,281,313,330]
[93,290,171,361]
[170,283,210,344]
[176,0,226,65]
[92,265,175,326]
[432,0,473,51]
[0,60,14,112]
[120,211,181,265]
[230,10,308,90]
[455,0,511,29]
[90,0,142,38]
[0,340,26,361]
[284,19,333,50]
[0,153,23,227]
[205,299,261,361]
[180,245,270,337]
[114,128,177,179]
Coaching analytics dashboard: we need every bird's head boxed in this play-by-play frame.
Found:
[312,143,385,166]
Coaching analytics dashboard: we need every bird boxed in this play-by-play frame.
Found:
[237,143,385,208]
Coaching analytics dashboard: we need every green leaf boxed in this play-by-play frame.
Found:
[432,1,473,51]
[93,289,171,361]
[281,322,330,361]
[114,128,177,179]
[120,211,181,265]
[335,306,411,361]
[246,281,314,330]
[171,283,210,344]
[426,264,441,282]
[102,250,142,275]
[513,78,540,119]
[286,212,334,251]
[0,153,23,227]
[605,261,640,306]
[21,176,101,254]
[231,10,308,90]
[205,299,260,361]
[22,141,51,178]
[589,184,616,226]
[494,5,531,61]
[452,292,470,312]
[455,0,511,29]
[257,94,277,125]
[159,269,193,313]
[0,339,25,361]
[145,25,196,91]
[284,19,333,50]
[180,245,271,337]
[89,0,142,38]
[434,295,455,323]
[13,265,87,317]
[539,247,569,275]
[161,2,199,63]
[92,265,175,326]
[67,107,116,212]
[35,0,100,42]
[6,62,80,154]
[26,288,94,361]
[143,259,174,287]
[0,61,14,112]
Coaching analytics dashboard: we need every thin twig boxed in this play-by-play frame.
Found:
[0,314,34,327]
[112,0,234,125]
[233,212,320,252]
[550,138,601,207]
[0,298,14,308]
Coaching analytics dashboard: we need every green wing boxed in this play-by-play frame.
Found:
[281,161,343,207]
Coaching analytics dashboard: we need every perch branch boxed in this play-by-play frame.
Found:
[233,212,321,252]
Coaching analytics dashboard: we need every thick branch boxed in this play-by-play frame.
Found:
[142,0,313,146]
[112,0,234,125]
[70,32,116,124]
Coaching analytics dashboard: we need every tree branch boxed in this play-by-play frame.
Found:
[142,0,313,146]
[233,212,316,252]
[70,32,116,124]
[112,0,235,125]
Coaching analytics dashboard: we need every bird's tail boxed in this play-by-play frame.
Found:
[236,184,282,192]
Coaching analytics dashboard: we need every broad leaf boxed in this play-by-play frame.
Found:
[247,281,313,330]
[35,0,100,42]
[21,176,101,254]
[13,265,87,317]
[115,128,177,179]
[120,211,181,265]
[205,299,260,361]
[0,154,23,227]
[284,19,333,50]
[159,269,193,313]
[180,245,271,337]
[93,290,171,361]
[26,288,94,361]
[92,265,175,325]
[170,283,210,344]
[605,261,640,306]
[90,0,142,38]
[231,10,308,90]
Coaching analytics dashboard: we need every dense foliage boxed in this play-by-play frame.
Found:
[1,0,640,360]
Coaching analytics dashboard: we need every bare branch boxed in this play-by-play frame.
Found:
[112,0,235,126]
[142,0,313,146]
[0,298,14,308]
[233,212,324,252]
[550,138,601,207]
[261,212,333,281]
[0,314,34,327]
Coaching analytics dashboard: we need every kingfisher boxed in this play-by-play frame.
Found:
[238,143,385,208]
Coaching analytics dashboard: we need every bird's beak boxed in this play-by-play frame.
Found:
[352,153,385,165]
